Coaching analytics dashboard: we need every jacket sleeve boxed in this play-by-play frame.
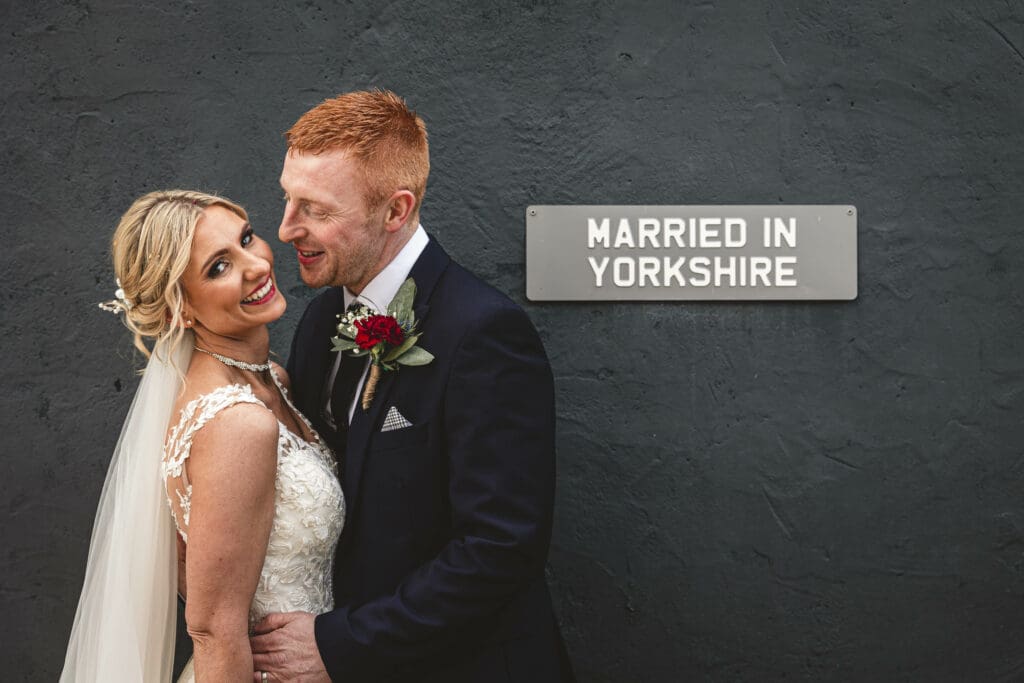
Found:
[313,303,556,680]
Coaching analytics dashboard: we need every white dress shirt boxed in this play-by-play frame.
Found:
[324,225,429,426]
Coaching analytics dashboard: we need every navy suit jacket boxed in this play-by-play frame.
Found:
[286,237,573,682]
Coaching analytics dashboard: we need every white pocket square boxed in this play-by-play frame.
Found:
[381,406,414,432]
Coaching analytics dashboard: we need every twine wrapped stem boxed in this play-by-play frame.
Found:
[361,364,382,410]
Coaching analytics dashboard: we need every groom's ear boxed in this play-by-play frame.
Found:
[383,190,417,233]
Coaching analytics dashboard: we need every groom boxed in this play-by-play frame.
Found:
[251,90,573,682]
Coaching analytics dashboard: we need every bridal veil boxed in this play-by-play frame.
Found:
[61,335,193,681]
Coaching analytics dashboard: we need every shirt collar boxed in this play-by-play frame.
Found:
[343,224,429,311]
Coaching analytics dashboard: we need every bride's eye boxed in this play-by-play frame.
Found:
[207,259,228,278]
[241,227,255,247]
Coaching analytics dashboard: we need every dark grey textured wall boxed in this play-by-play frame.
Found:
[3,1,1022,681]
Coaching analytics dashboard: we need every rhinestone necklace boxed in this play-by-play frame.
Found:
[194,346,272,372]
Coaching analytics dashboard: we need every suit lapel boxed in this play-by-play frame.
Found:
[406,235,448,326]
[301,287,346,442]
[342,237,450,512]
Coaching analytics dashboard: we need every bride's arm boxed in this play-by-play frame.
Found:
[182,405,279,683]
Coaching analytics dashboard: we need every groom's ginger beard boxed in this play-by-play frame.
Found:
[278,148,414,293]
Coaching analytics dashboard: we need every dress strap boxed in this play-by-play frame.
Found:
[163,384,267,481]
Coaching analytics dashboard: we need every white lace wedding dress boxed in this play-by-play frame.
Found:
[162,373,344,683]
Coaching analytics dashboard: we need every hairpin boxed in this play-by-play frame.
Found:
[98,278,133,314]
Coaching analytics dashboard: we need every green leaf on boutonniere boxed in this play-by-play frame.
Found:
[331,338,360,353]
[388,278,416,320]
[395,346,434,366]
[383,333,421,362]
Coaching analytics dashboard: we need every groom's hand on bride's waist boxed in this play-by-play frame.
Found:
[251,611,330,683]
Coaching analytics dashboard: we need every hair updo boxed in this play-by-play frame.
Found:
[107,189,248,356]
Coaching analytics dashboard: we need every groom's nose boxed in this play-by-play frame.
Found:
[278,201,302,243]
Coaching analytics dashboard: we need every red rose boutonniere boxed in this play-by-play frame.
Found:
[331,278,434,409]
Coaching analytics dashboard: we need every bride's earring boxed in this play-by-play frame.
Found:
[166,310,194,328]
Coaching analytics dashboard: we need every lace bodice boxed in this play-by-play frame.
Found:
[161,373,345,625]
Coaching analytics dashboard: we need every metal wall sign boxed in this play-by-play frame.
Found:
[525,205,857,301]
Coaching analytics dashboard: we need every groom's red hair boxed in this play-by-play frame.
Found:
[285,89,430,215]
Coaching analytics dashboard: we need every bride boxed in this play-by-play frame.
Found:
[60,190,344,682]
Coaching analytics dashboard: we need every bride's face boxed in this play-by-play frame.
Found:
[180,205,286,336]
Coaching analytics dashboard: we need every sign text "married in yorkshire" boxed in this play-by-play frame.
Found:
[525,205,857,301]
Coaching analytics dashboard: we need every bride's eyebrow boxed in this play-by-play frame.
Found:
[198,222,251,273]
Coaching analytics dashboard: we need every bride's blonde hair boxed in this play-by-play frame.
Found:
[108,190,248,356]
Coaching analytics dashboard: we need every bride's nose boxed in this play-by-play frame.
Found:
[243,252,272,282]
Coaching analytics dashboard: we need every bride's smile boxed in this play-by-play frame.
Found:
[242,275,276,305]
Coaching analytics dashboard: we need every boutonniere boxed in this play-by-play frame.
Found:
[331,277,434,409]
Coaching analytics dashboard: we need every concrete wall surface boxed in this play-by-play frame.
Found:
[2,1,1022,681]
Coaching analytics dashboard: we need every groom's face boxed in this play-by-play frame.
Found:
[278,149,389,292]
